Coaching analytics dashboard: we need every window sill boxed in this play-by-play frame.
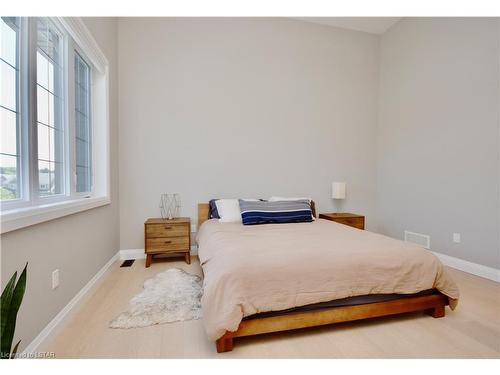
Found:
[0,196,110,234]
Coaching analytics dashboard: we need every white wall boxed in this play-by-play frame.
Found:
[0,17,120,352]
[118,18,380,250]
[377,18,500,268]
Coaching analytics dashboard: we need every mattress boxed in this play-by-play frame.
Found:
[243,289,436,320]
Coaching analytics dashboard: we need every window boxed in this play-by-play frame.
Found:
[36,18,65,197]
[0,17,21,201]
[0,17,110,233]
[74,52,92,193]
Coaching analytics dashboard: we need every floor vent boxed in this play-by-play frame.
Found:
[404,230,430,249]
[120,259,135,268]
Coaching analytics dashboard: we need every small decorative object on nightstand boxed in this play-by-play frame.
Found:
[144,217,191,267]
[319,212,365,230]
[159,193,181,219]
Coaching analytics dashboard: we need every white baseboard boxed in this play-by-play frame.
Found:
[432,251,500,282]
[120,246,198,260]
[119,248,146,260]
[120,248,496,282]
[22,251,119,355]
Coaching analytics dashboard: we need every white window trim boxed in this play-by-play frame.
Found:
[0,17,110,234]
[0,196,110,233]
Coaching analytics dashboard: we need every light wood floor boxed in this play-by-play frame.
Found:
[44,256,500,358]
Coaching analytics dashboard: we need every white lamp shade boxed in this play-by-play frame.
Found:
[332,182,346,199]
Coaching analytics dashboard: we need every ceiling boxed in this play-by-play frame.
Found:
[293,17,401,34]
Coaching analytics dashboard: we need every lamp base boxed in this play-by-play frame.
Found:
[333,199,343,213]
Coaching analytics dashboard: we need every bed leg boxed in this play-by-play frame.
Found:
[216,334,234,353]
[425,305,445,318]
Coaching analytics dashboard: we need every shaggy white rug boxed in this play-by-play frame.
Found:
[109,268,203,329]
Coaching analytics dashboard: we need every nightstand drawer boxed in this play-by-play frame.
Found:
[146,223,189,238]
[146,237,189,253]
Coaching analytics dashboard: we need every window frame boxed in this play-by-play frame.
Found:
[0,17,29,211]
[0,17,110,234]
[71,46,94,197]
[33,17,70,204]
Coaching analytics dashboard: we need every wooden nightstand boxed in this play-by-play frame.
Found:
[144,218,191,267]
[319,213,365,230]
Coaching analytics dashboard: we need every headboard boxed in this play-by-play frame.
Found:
[197,201,317,228]
[198,203,210,228]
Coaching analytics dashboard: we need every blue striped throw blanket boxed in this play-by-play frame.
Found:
[239,199,313,225]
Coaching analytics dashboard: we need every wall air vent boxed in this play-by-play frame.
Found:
[404,230,430,249]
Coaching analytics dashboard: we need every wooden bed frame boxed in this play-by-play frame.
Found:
[197,203,448,353]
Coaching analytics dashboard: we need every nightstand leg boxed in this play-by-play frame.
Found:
[145,254,153,268]
[185,253,191,264]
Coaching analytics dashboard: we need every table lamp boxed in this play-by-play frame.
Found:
[331,182,346,212]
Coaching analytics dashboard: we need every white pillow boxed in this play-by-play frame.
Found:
[215,199,259,223]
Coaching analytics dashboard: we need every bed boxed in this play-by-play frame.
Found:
[196,203,459,353]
